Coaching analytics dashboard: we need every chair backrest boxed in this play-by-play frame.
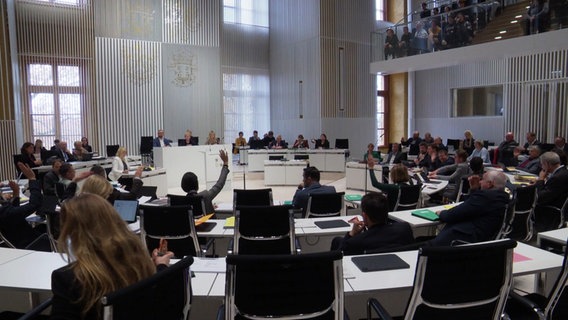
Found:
[542,237,568,319]
[233,189,273,208]
[456,176,471,202]
[305,192,345,218]
[45,210,61,252]
[54,182,66,202]
[496,201,515,240]
[335,138,349,149]
[101,256,193,320]
[234,205,296,255]
[404,239,516,320]
[508,184,537,241]
[139,205,201,258]
[106,144,120,157]
[393,184,422,211]
[224,251,344,320]
[167,194,190,206]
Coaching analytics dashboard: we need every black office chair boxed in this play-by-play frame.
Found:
[54,182,67,202]
[367,239,517,320]
[232,205,297,255]
[304,192,345,218]
[101,255,194,320]
[140,205,202,258]
[455,176,471,202]
[218,251,347,320]
[496,201,516,240]
[505,237,568,320]
[233,188,274,208]
[106,144,120,157]
[167,194,216,254]
[335,138,349,149]
[507,184,537,241]
[393,184,422,211]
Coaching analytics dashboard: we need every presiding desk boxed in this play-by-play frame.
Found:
[263,160,307,185]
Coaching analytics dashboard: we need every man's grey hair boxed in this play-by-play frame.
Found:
[528,145,541,154]
[486,171,507,189]
[541,151,560,166]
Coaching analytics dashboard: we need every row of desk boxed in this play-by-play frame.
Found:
[247,149,347,172]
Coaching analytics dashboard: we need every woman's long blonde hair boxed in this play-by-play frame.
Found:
[80,175,113,198]
[57,193,155,317]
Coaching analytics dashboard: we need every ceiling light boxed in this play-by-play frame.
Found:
[499,30,507,34]
[510,20,518,24]
[494,36,502,40]
[515,15,522,18]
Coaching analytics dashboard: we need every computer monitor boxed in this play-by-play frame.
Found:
[106,145,119,157]
[446,139,460,151]
[140,136,154,154]
[335,139,349,149]
[250,140,264,150]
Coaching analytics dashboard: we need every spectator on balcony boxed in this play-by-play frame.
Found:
[411,21,429,54]
[428,20,443,51]
[525,0,549,35]
[420,2,431,19]
[456,12,473,46]
[384,28,399,60]
[398,26,413,57]
[430,7,441,29]
[442,14,459,49]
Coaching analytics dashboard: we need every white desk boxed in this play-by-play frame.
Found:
[537,228,568,252]
[248,149,347,172]
[121,168,168,196]
[263,160,307,185]
[345,162,383,191]
[0,251,68,293]
[0,248,34,266]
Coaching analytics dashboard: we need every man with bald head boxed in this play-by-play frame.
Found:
[534,151,568,231]
[401,131,422,155]
[497,131,519,166]
[430,170,510,246]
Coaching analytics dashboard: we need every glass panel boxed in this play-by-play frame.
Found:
[58,66,80,86]
[223,7,236,23]
[451,85,503,117]
[30,93,55,114]
[60,114,82,142]
[60,94,82,114]
[377,129,385,146]
[376,75,384,91]
[32,115,56,136]
[29,64,53,86]
[376,96,384,112]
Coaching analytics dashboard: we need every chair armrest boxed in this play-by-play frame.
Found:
[19,297,53,320]
[295,238,302,254]
[506,291,545,319]
[367,298,394,320]
[227,238,234,254]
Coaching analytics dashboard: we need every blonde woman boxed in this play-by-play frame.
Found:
[50,193,173,318]
[461,130,475,155]
[80,175,113,199]
[109,147,128,181]
[206,130,218,145]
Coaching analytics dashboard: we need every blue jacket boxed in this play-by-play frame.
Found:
[292,182,336,214]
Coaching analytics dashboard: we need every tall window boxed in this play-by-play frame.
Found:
[223,0,269,27]
[376,0,387,147]
[223,73,270,143]
[27,61,85,145]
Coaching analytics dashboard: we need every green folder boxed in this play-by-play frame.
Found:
[344,194,363,201]
[411,209,439,221]
[283,200,293,205]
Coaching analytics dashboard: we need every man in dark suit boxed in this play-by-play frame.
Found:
[292,166,336,215]
[430,170,510,246]
[43,159,63,195]
[54,141,76,162]
[554,136,568,154]
[331,192,414,255]
[497,132,519,166]
[0,163,51,251]
[534,151,568,232]
[382,143,407,165]
[153,129,172,147]
[401,131,422,155]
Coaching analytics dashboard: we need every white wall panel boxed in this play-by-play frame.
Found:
[95,37,162,156]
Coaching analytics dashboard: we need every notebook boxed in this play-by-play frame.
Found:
[411,209,440,221]
[352,254,410,272]
[314,220,350,229]
[344,194,363,201]
[113,200,139,223]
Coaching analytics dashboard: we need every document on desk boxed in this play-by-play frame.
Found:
[191,257,226,273]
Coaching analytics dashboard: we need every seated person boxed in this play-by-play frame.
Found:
[81,137,92,153]
[43,159,63,196]
[234,131,247,154]
[423,132,434,144]
[72,141,89,161]
[401,131,422,155]
[292,134,309,149]
[433,136,446,151]
[523,131,539,154]
[437,148,455,168]
[50,193,175,318]
[424,144,441,172]
[534,152,568,232]
[430,171,509,246]
[467,140,490,164]
[16,142,42,171]
[497,132,519,166]
[71,165,144,204]
[269,135,286,149]
[153,129,172,147]
[54,141,76,162]
[314,134,330,149]
[331,192,414,255]
[248,130,261,146]
[515,145,542,175]
[206,130,218,145]
[0,163,50,251]
[58,163,91,200]
[429,150,471,202]
[181,150,229,215]
[382,142,406,165]
[363,143,382,162]
[368,161,416,211]
[179,129,198,146]
[292,166,336,215]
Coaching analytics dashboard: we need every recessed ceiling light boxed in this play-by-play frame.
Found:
[515,15,522,18]
[510,20,518,24]
[499,30,507,34]
[495,36,502,40]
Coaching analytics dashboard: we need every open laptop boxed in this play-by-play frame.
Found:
[417,171,442,184]
[113,200,139,223]
[138,186,158,201]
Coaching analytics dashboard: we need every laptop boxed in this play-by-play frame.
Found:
[417,171,442,184]
[113,200,139,223]
[81,152,94,161]
[138,186,158,201]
